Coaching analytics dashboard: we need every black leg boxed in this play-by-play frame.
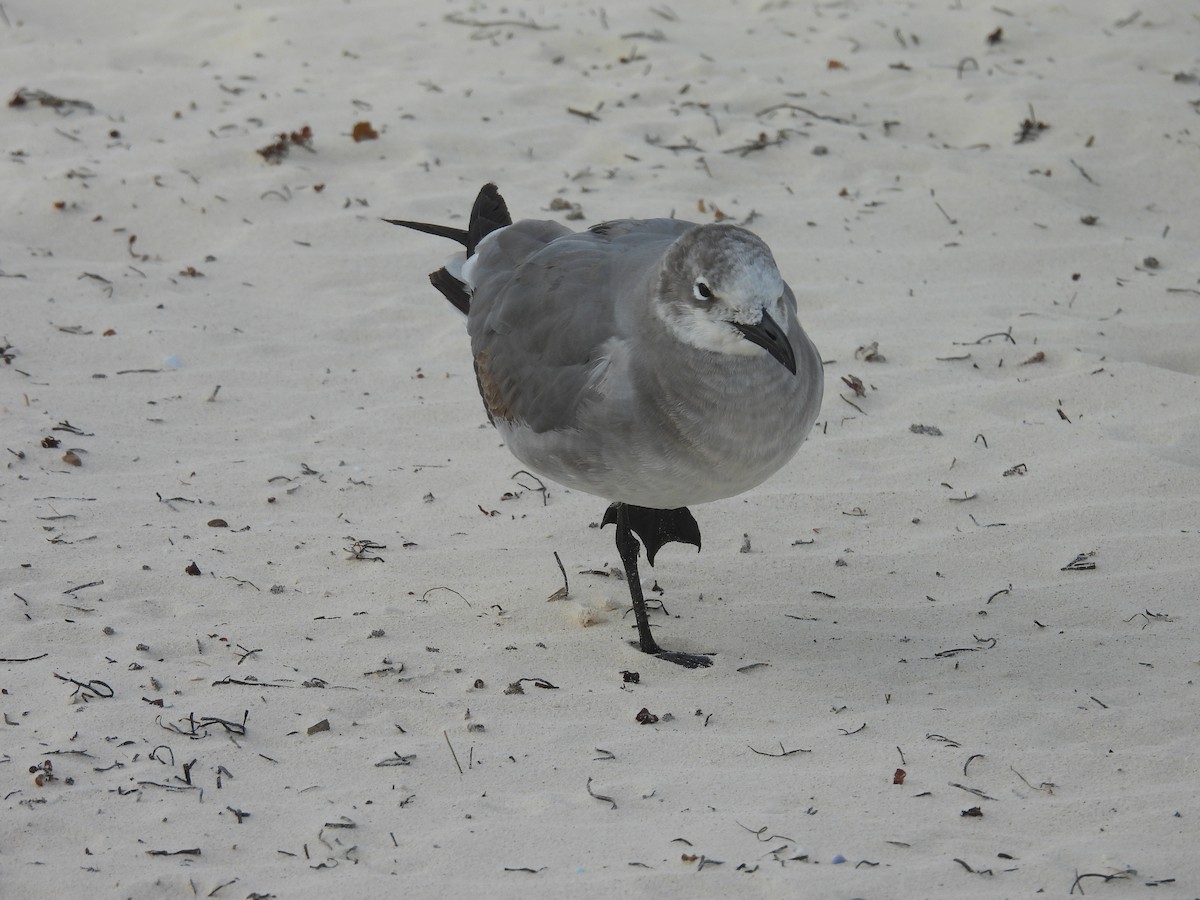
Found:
[603,502,713,668]
[611,504,663,655]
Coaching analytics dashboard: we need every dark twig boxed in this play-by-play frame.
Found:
[927,733,962,748]
[550,551,569,601]
[986,587,1011,604]
[512,677,559,689]
[63,580,103,594]
[1009,766,1055,794]
[1070,868,1135,895]
[444,12,557,30]
[755,102,856,125]
[736,821,796,842]
[1069,158,1097,185]
[444,730,463,775]
[951,782,996,800]
[512,469,548,505]
[234,645,262,665]
[586,777,617,809]
[955,328,1015,346]
[53,673,113,701]
[748,741,811,757]
[422,586,471,606]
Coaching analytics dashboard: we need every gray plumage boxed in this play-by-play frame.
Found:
[463,216,822,508]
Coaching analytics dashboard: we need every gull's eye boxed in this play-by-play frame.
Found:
[693,280,713,301]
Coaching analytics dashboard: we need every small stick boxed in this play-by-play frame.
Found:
[969,330,1015,345]
[754,102,855,125]
[443,730,463,775]
[444,12,557,30]
[1069,158,1097,185]
[747,741,810,757]
[1070,869,1134,894]
[840,394,865,414]
[933,200,957,225]
[1011,766,1055,793]
[63,580,104,594]
[511,469,548,505]
[422,586,471,606]
[950,782,996,800]
[554,552,568,599]
[234,645,262,665]
[586,777,617,809]
[736,821,796,843]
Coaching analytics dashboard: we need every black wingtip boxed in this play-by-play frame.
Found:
[382,217,471,247]
[383,183,511,258]
[467,183,512,256]
[387,185,513,315]
[429,267,470,315]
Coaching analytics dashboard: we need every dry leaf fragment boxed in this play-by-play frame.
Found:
[893,768,907,785]
[351,121,379,142]
[62,450,82,466]
[9,88,94,111]
[256,125,314,164]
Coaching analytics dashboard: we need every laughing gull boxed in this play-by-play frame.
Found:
[387,184,822,667]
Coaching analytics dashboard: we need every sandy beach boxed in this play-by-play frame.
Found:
[3,1,1199,896]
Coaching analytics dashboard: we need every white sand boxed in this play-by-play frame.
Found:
[3,1,1199,896]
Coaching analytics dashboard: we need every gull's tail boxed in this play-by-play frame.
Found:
[385,183,512,314]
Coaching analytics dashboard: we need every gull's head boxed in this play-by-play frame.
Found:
[655,224,797,373]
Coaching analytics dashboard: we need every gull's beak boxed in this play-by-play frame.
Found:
[733,309,797,374]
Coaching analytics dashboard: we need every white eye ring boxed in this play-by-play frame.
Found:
[693,280,713,301]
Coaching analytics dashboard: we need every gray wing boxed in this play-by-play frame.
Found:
[466,218,696,433]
